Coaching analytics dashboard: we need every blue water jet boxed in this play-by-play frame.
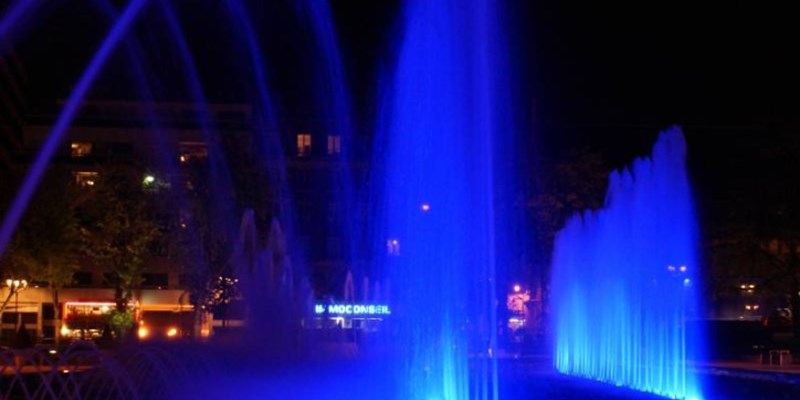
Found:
[551,127,704,399]
[294,0,362,268]
[0,0,42,45]
[222,0,302,264]
[376,0,508,398]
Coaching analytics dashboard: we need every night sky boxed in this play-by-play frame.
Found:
[10,1,799,126]
[5,0,800,216]
[525,1,799,125]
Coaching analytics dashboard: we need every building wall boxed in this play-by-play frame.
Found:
[13,100,371,310]
[0,286,192,342]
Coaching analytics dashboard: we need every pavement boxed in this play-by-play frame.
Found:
[698,360,800,385]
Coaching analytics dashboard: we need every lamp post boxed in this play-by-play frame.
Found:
[5,279,28,330]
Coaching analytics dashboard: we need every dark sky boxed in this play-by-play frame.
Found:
[525,1,799,125]
[6,1,800,167]
[9,1,799,125]
[3,0,798,245]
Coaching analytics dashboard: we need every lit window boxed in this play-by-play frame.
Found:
[327,135,341,155]
[297,133,312,156]
[70,142,92,157]
[178,142,208,165]
[74,171,99,187]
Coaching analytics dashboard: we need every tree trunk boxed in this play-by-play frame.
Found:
[0,290,14,316]
[52,287,61,348]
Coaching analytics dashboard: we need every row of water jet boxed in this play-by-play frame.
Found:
[374,0,510,398]
[551,127,704,399]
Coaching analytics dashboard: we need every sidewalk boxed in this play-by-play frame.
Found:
[697,360,800,385]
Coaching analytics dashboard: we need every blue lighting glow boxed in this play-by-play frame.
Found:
[551,127,705,399]
[376,0,507,398]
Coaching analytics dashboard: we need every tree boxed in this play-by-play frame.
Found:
[0,171,84,346]
[166,133,278,334]
[703,132,800,345]
[81,169,159,319]
[526,147,609,277]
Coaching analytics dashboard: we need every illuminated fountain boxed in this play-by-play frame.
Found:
[374,0,508,398]
[0,0,514,398]
[551,127,704,399]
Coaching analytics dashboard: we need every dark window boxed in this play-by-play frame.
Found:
[141,273,169,288]
[72,271,93,286]
[21,312,37,324]
[327,135,341,155]
[42,326,55,339]
[109,142,133,155]
[2,312,36,324]
[179,273,194,288]
[42,303,55,320]
[149,239,169,257]
[102,273,116,288]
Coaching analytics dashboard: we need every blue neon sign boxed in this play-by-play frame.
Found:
[314,304,391,316]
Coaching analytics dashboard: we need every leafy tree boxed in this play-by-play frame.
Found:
[81,169,159,314]
[167,133,276,329]
[526,147,609,278]
[703,132,800,344]
[0,171,84,346]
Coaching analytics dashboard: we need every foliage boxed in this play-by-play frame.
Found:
[703,132,800,337]
[0,171,84,315]
[526,147,610,274]
[167,134,276,311]
[106,308,135,338]
[80,168,160,312]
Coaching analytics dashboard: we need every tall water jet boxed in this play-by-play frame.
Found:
[551,127,704,399]
[376,0,509,398]
[233,210,304,358]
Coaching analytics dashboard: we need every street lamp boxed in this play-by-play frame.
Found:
[5,279,28,330]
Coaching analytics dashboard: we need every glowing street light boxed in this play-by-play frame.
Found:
[420,202,431,212]
[6,279,28,330]
[138,324,149,339]
[513,284,521,293]
[387,238,400,256]
[143,175,155,185]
